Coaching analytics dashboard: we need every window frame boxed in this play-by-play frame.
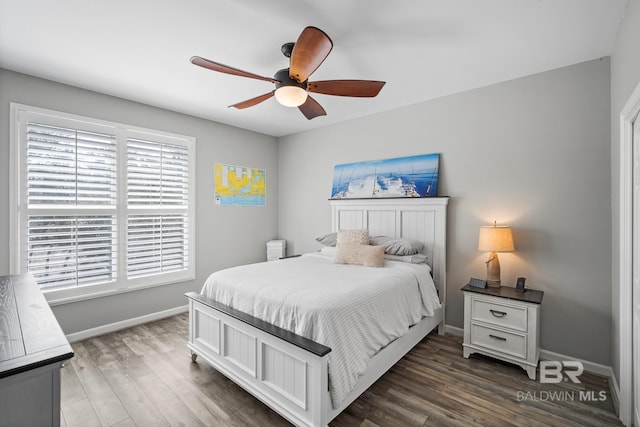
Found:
[10,103,196,305]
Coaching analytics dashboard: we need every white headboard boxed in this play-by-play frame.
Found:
[330,198,448,310]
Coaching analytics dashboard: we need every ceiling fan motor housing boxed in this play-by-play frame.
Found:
[274,68,307,90]
[281,42,295,58]
[273,68,308,107]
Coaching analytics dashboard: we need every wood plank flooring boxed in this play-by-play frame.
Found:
[61,314,622,426]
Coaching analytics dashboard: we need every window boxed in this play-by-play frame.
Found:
[126,138,190,278]
[10,104,195,304]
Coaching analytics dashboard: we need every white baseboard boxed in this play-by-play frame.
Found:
[66,305,189,343]
[445,324,463,336]
[538,348,612,378]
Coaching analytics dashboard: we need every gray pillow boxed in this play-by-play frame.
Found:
[369,236,424,255]
[315,232,337,246]
[383,254,428,264]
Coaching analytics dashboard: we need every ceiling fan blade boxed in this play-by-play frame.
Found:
[191,56,277,83]
[289,27,333,83]
[308,80,386,97]
[298,95,326,120]
[229,91,275,109]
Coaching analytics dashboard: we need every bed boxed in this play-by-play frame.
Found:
[186,198,448,427]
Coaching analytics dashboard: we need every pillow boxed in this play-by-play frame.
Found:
[383,253,428,264]
[315,232,337,246]
[369,236,424,255]
[334,243,384,268]
[337,229,369,245]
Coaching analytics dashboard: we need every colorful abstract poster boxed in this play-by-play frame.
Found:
[331,153,439,199]
[214,163,266,206]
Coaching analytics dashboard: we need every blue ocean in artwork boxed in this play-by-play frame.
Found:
[331,153,439,199]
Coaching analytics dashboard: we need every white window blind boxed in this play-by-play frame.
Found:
[127,138,189,205]
[11,104,196,303]
[25,122,118,290]
[27,123,117,206]
[127,214,189,277]
[27,215,117,290]
[126,138,190,278]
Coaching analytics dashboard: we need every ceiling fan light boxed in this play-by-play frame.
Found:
[274,86,308,107]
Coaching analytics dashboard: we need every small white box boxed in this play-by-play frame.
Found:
[267,240,286,261]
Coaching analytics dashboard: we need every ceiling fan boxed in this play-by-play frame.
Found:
[191,26,386,120]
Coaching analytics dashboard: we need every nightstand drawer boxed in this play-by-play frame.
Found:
[470,323,527,359]
[471,298,527,332]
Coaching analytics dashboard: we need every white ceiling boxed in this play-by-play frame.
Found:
[0,0,629,137]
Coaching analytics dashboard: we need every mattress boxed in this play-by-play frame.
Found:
[200,251,441,407]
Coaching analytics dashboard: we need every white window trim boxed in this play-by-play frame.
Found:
[10,103,196,305]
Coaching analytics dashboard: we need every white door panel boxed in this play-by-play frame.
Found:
[633,118,640,427]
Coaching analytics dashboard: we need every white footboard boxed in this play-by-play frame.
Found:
[186,292,332,427]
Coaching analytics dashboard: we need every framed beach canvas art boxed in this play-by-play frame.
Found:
[330,153,439,199]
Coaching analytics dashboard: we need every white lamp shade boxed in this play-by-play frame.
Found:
[274,86,308,107]
[478,225,514,252]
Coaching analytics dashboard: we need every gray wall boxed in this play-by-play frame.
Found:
[0,55,616,367]
[278,59,612,364]
[0,69,279,334]
[610,0,640,384]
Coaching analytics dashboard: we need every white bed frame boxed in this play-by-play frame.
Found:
[186,198,448,427]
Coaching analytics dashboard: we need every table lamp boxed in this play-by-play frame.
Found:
[478,221,514,287]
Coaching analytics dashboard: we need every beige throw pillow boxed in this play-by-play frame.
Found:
[336,229,369,245]
[334,243,384,268]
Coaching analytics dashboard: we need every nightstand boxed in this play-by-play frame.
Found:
[461,284,544,380]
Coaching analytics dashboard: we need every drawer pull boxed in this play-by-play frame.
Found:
[489,309,507,318]
[489,334,507,341]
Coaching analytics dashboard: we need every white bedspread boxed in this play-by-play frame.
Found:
[200,251,441,407]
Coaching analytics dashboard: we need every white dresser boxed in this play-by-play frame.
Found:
[462,284,543,380]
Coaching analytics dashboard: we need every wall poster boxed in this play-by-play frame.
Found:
[330,153,439,199]
[214,163,266,206]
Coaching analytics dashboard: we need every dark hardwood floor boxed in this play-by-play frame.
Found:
[61,314,621,426]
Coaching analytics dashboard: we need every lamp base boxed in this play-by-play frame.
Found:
[485,252,502,288]
[486,279,501,288]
